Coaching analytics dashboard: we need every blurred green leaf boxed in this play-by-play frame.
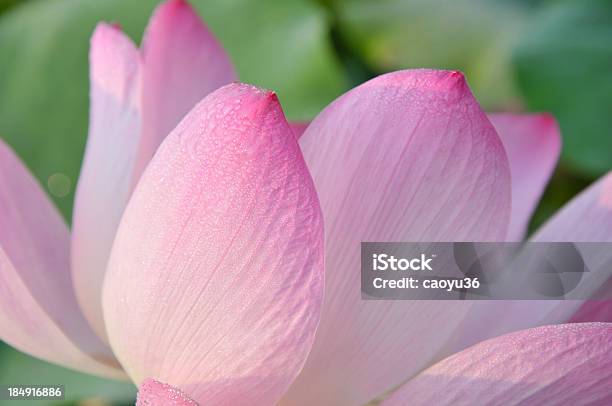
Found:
[0,343,135,405]
[0,0,21,13]
[0,0,26,13]
[513,0,612,177]
[334,0,527,107]
[0,0,346,219]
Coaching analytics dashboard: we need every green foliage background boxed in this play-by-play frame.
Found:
[0,0,609,404]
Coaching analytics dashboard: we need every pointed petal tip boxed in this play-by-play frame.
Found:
[133,0,236,181]
[524,111,561,136]
[149,0,193,26]
[443,70,468,90]
[166,82,287,165]
[494,112,563,168]
[89,21,139,88]
[369,69,468,93]
[91,21,125,44]
[222,82,275,98]
[538,111,557,126]
[519,111,559,137]
[494,112,561,146]
[444,69,467,86]
[90,24,117,57]
[161,0,191,11]
[93,21,118,32]
[137,379,198,406]
[201,82,280,122]
[149,0,200,27]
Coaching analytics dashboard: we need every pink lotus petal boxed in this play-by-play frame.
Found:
[566,255,612,324]
[73,1,237,341]
[103,83,324,405]
[71,23,142,341]
[137,379,198,406]
[135,0,237,179]
[488,113,561,241]
[438,113,561,355]
[281,69,511,405]
[0,140,123,378]
[444,172,612,358]
[382,323,612,405]
[531,172,612,323]
[533,172,612,242]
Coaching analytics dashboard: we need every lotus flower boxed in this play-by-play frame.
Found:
[1,0,611,405]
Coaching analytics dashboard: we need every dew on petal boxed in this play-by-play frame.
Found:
[136,378,199,406]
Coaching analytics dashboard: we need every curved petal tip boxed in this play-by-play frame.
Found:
[488,112,561,241]
[89,22,139,102]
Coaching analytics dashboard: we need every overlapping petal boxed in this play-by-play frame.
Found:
[281,69,512,405]
[488,113,561,241]
[71,23,142,340]
[103,84,324,405]
[71,0,236,341]
[531,172,612,325]
[383,323,612,405]
[135,0,237,178]
[444,172,612,357]
[532,172,612,321]
[0,140,123,378]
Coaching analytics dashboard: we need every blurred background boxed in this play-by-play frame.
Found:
[0,0,610,404]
